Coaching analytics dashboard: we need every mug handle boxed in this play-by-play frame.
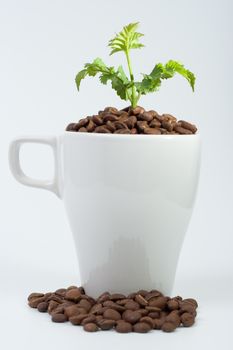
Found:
[9,136,61,198]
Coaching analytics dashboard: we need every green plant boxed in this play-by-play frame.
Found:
[75,22,195,108]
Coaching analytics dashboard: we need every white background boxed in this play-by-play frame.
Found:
[0,0,233,349]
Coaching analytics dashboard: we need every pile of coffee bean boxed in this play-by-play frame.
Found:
[66,106,197,135]
[28,286,198,333]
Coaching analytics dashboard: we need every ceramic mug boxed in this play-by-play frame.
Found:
[9,133,201,297]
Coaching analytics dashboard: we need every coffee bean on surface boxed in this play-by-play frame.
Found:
[167,299,179,311]
[103,308,121,321]
[69,314,88,325]
[27,286,198,334]
[83,323,98,332]
[161,321,177,332]
[124,300,140,311]
[181,313,195,327]
[37,302,48,313]
[140,316,154,328]
[98,319,116,330]
[116,321,133,333]
[122,310,141,324]
[135,294,148,306]
[65,288,81,302]
[52,313,68,323]
[133,322,151,333]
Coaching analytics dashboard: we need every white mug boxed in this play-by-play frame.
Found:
[9,132,201,297]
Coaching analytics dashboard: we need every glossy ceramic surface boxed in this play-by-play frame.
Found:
[9,133,201,297]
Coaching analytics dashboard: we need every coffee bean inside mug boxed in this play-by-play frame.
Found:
[28,286,198,333]
[66,106,197,135]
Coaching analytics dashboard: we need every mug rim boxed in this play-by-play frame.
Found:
[64,131,200,139]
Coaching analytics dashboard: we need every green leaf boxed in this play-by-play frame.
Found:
[162,60,195,91]
[75,58,130,101]
[108,22,144,55]
[136,60,196,95]
[75,69,88,90]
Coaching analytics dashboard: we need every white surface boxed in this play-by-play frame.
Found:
[0,0,233,349]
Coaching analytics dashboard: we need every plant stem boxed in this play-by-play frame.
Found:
[125,49,137,108]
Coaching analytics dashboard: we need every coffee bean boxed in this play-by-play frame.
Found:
[136,120,148,132]
[105,121,116,132]
[161,120,174,132]
[161,321,176,332]
[179,120,197,133]
[146,306,161,312]
[127,292,137,299]
[140,316,154,329]
[136,290,149,297]
[179,301,196,314]
[148,296,167,309]
[130,106,145,115]
[47,294,63,304]
[166,313,180,327]
[95,126,111,133]
[183,298,198,308]
[116,298,131,305]
[78,299,92,312]
[65,123,76,131]
[135,294,148,306]
[103,114,119,122]
[52,313,68,323]
[83,323,98,332]
[138,111,154,122]
[122,310,141,324]
[148,311,160,319]
[90,303,103,314]
[98,319,116,330]
[55,288,67,297]
[37,302,48,313]
[130,128,138,134]
[114,129,131,134]
[145,290,163,299]
[124,116,137,129]
[153,318,165,329]
[64,305,85,318]
[97,292,110,303]
[104,107,118,114]
[28,296,46,308]
[86,120,96,132]
[103,308,121,321]
[116,321,132,333]
[81,315,96,325]
[69,314,88,325]
[103,300,125,312]
[124,300,140,311]
[174,126,193,134]
[110,293,126,301]
[92,115,103,126]
[48,300,59,314]
[133,322,151,333]
[181,313,195,327]
[95,315,104,326]
[114,121,128,130]
[65,288,81,302]
[67,285,78,290]
[144,127,161,135]
[167,299,179,311]
[149,119,161,128]
[138,309,149,317]
[161,114,177,122]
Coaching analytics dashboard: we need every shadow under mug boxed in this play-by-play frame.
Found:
[9,132,201,297]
